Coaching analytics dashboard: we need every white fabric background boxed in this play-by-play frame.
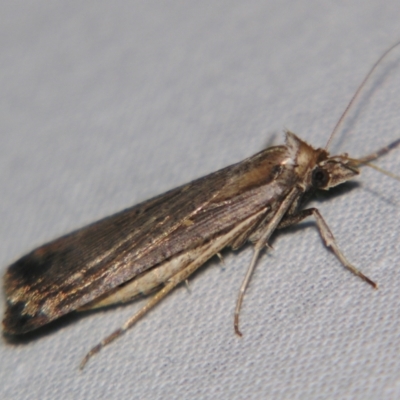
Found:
[1,1,400,399]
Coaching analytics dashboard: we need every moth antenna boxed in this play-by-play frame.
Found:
[344,136,400,180]
[353,137,400,164]
[363,163,400,181]
[343,136,400,181]
[326,41,400,150]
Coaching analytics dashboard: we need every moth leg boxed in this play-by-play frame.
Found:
[279,207,377,288]
[80,207,268,369]
[79,258,211,369]
[277,208,314,229]
[79,260,207,369]
[234,186,301,336]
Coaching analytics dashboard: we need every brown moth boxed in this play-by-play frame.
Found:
[3,43,400,369]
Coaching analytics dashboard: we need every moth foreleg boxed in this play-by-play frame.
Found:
[282,208,377,288]
[234,187,302,336]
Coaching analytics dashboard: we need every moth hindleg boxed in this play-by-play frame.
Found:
[79,208,268,369]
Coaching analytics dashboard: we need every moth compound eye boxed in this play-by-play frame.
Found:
[312,167,329,188]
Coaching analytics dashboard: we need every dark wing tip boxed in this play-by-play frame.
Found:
[3,252,57,335]
[3,300,50,335]
[4,250,54,292]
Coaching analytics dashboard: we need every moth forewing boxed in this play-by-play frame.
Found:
[3,136,297,335]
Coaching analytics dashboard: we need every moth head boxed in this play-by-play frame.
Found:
[312,156,360,190]
[284,131,360,190]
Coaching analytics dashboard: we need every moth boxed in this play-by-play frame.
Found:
[3,43,400,369]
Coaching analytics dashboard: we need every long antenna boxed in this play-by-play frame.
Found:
[325,41,400,150]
